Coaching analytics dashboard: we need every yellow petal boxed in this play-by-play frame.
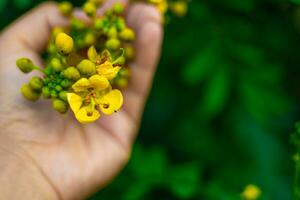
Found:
[72,78,91,92]
[100,49,112,62]
[99,89,123,115]
[89,75,109,90]
[75,106,100,124]
[97,61,113,71]
[97,61,121,80]
[158,1,168,14]
[87,46,98,62]
[67,93,83,113]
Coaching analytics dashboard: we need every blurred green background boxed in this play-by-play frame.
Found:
[2,0,300,199]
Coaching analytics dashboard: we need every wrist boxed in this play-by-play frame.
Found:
[0,135,60,200]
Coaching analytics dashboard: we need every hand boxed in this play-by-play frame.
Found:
[0,1,162,200]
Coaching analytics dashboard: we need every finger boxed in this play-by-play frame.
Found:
[96,4,163,148]
[0,2,68,53]
[123,3,163,121]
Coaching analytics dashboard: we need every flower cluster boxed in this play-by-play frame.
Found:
[146,0,188,17]
[17,0,134,123]
[16,0,188,124]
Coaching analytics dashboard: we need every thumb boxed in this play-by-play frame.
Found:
[0,2,68,53]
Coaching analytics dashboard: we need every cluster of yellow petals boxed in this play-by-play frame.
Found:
[68,46,123,123]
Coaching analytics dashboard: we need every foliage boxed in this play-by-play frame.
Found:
[2,0,300,199]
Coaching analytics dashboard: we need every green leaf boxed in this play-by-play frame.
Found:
[166,163,200,199]
[292,0,300,4]
[0,0,7,12]
[181,43,218,86]
[198,67,231,118]
[239,80,289,122]
[14,0,32,9]
[216,0,257,12]
[129,145,168,184]
[122,181,151,200]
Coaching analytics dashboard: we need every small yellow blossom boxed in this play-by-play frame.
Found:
[149,0,168,14]
[97,61,121,80]
[170,1,188,17]
[68,75,123,123]
[241,184,262,200]
[72,75,109,92]
[87,46,121,80]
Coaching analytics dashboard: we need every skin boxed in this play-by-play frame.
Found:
[0,1,162,200]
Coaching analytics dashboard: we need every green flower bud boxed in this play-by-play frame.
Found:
[70,18,86,30]
[108,27,118,38]
[55,85,63,92]
[52,99,68,114]
[61,79,72,88]
[51,90,58,98]
[51,58,64,72]
[59,1,73,16]
[119,67,130,77]
[119,28,135,41]
[76,38,85,48]
[43,78,50,85]
[47,43,56,54]
[63,67,81,80]
[42,87,51,99]
[55,33,74,55]
[77,59,96,76]
[29,76,44,91]
[59,91,68,102]
[115,77,128,88]
[21,84,40,102]
[48,82,54,88]
[83,2,97,16]
[113,3,124,14]
[116,18,126,31]
[84,32,96,46]
[94,18,105,30]
[16,58,34,73]
[113,55,125,66]
[105,38,120,50]
[125,45,135,60]
[44,67,53,76]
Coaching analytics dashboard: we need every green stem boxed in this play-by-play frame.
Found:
[33,65,46,74]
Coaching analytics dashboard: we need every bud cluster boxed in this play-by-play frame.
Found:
[145,0,188,17]
[16,0,188,123]
[17,0,134,123]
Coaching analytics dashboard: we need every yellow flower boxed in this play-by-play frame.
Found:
[88,46,112,65]
[170,1,188,17]
[68,75,123,123]
[149,0,168,14]
[98,90,123,115]
[97,61,121,80]
[87,46,122,80]
[241,184,262,200]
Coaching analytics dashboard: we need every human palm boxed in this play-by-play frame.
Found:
[0,2,162,200]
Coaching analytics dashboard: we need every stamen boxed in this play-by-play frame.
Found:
[103,103,109,109]
[96,60,101,65]
[87,111,93,116]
